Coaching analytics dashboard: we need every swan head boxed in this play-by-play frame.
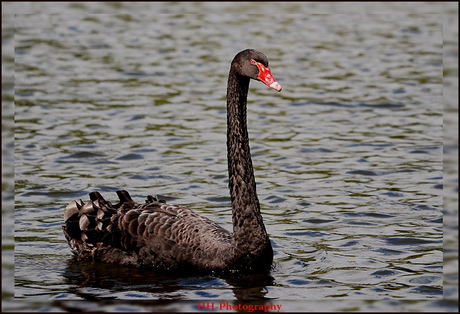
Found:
[232,49,282,92]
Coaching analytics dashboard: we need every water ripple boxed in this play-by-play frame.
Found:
[12,9,444,305]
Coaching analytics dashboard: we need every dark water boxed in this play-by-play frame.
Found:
[3,2,458,312]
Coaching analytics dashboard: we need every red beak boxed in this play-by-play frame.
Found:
[253,61,282,92]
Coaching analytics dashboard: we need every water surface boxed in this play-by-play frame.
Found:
[3,2,457,312]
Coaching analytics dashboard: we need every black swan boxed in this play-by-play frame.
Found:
[63,49,282,273]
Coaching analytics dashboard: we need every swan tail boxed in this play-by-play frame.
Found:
[63,190,143,260]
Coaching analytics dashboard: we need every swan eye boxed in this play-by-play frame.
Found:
[250,59,257,65]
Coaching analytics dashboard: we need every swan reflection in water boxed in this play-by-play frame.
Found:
[58,258,276,303]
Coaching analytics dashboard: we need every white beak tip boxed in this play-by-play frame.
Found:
[270,82,282,92]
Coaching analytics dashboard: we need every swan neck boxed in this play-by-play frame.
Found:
[226,71,270,253]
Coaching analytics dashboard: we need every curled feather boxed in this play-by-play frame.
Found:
[79,214,90,231]
[64,201,79,222]
[79,201,95,216]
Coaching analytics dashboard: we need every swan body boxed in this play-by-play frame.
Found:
[63,49,282,273]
